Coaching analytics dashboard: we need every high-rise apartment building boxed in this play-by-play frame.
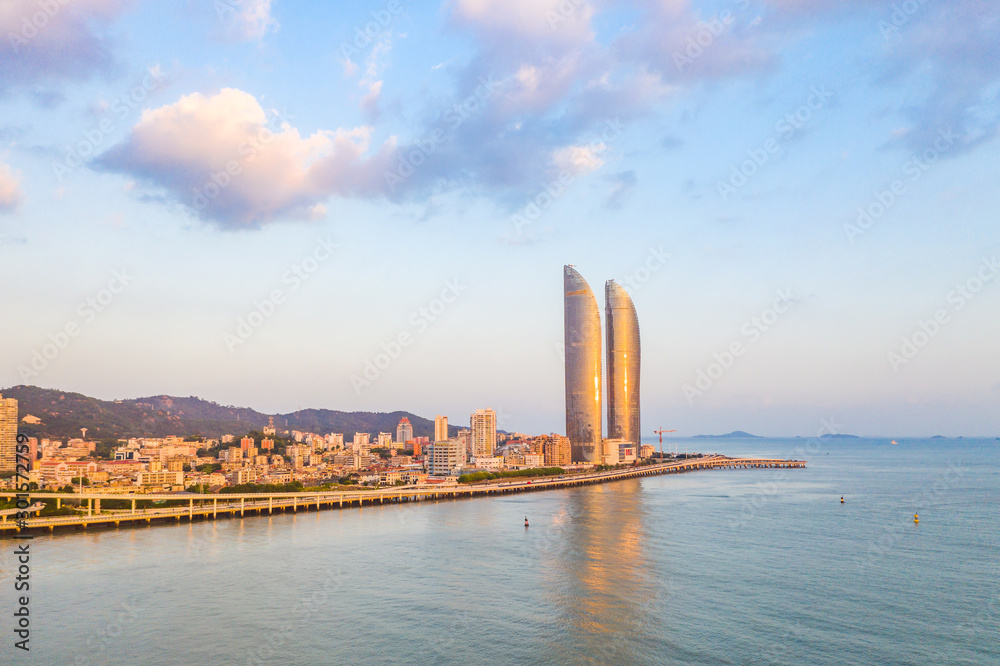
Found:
[377,432,393,448]
[544,435,572,467]
[353,432,370,452]
[564,266,602,463]
[396,417,413,445]
[456,428,472,462]
[427,441,461,476]
[0,396,17,472]
[470,409,497,458]
[434,415,448,443]
[606,280,641,446]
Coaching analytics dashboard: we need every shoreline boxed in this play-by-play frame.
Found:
[0,455,806,538]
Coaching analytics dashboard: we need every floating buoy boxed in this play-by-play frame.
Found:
[840,496,844,503]
[914,513,919,524]
[524,516,529,528]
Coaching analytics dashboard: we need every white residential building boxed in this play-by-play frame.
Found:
[427,441,462,476]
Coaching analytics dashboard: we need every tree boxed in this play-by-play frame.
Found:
[95,438,120,460]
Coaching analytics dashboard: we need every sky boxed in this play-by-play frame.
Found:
[1,0,998,438]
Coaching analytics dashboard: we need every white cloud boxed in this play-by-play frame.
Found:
[97,88,397,228]
[552,143,605,176]
[360,81,383,117]
[450,0,594,43]
[218,0,279,41]
[0,161,23,212]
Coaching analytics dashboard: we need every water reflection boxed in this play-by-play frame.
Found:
[543,480,658,663]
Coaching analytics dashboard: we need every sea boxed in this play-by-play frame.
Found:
[2,437,998,665]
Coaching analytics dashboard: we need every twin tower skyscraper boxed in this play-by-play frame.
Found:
[563,265,640,463]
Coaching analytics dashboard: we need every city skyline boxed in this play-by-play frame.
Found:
[1,2,998,438]
[2,3,997,664]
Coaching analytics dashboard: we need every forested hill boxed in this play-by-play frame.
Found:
[1,385,452,441]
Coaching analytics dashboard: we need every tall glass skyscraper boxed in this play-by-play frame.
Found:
[606,280,640,446]
[564,266,602,463]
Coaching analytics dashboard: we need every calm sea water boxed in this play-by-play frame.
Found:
[2,438,998,665]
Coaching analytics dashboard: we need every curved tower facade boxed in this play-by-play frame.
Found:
[606,280,640,447]
[564,266,602,463]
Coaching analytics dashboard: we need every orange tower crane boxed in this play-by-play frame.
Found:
[654,428,677,458]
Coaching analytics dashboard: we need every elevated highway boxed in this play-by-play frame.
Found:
[0,456,805,535]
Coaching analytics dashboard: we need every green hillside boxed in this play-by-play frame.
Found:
[1,385,454,441]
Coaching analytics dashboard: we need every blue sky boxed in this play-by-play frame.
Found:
[1,0,998,437]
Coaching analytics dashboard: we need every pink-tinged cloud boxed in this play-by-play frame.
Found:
[216,0,279,42]
[97,88,398,229]
[593,0,780,86]
[0,160,23,212]
[450,0,595,45]
[0,0,133,90]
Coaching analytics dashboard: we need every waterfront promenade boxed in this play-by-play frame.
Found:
[0,455,804,535]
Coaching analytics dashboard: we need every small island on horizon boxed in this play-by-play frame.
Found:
[692,431,761,439]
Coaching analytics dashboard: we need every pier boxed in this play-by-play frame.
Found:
[0,456,805,535]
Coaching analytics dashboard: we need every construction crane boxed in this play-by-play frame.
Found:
[654,428,677,459]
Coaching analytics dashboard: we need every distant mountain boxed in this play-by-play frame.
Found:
[819,433,860,439]
[693,430,760,438]
[0,385,456,442]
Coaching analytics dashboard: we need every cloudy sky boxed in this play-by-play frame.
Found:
[2,0,998,437]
